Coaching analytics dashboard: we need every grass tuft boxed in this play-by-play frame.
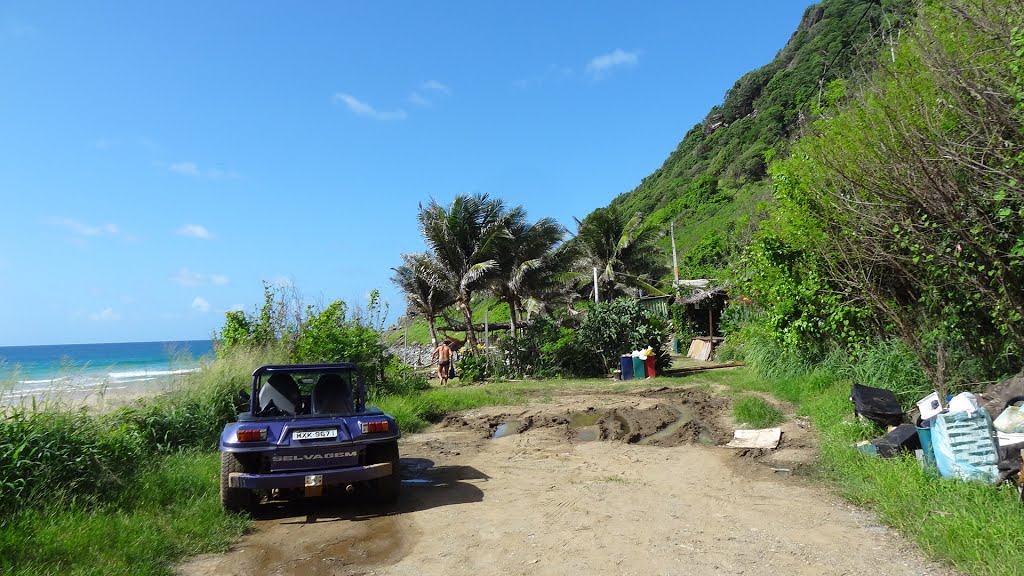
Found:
[732,394,785,427]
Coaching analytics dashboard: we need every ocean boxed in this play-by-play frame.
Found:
[0,340,215,394]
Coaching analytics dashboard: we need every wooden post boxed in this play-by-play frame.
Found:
[484,308,489,348]
[671,221,680,287]
[593,267,600,303]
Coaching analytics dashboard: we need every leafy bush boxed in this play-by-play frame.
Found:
[575,298,670,374]
[454,352,489,383]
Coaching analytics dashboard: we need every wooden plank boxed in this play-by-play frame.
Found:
[661,362,745,376]
[686,339,701,358]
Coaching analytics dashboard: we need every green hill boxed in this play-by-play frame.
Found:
[607,0,912,279]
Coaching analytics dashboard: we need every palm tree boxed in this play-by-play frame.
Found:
[391,253,455,345]
[519,240,582,322]
[417,193,513,350]
[574,205,669,301]
[491,216,569,334]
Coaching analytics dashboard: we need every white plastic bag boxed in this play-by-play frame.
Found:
[993,405,1024,434]
[948,392,981,416]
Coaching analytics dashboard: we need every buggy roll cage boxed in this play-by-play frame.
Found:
[247,363,367,416]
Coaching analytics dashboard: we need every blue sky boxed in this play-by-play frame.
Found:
[0,1,813,346]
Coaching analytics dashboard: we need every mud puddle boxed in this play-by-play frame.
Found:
[469,387,733,448]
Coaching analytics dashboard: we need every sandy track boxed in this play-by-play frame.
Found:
[180,388,954,576]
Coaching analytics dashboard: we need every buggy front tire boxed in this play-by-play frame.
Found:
[220,452,256,513]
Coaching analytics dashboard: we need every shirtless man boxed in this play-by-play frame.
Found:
[432,340,453,385]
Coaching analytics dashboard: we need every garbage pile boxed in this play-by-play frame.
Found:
[852,381,1024,491]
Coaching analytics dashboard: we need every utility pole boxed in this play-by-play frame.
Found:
[671,221,680,288]
[484,307,489,348]
[593,267,600,303]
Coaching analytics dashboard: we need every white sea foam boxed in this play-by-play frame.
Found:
[107,368,198,379]
[17,377,73,385]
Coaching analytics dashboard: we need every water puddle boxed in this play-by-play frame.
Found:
[401,478,433,484]
[637,405,694,445]
[569,412,601,428]
[491,420,524,439]
[569,410,603,442]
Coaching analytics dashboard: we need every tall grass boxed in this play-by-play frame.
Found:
[0,347,289,516]
[0,452,247,576]
[732,395,785,427]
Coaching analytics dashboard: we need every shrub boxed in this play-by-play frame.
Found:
[575,298,670,374]
[456,351,491,383]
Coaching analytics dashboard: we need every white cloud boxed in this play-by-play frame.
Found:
[586,49,640,78]
[408,80,452,107]
[204,166,239,179]
[333,93,407,121]
[407,92,432,107]
[168,161,201,176]
[172,268,229,287]
[192,297,211,313]
[53,217,120,237]
[421,80,451,95]
[157,160,239,179]
[89,308,121,322]
[176,224,213,239]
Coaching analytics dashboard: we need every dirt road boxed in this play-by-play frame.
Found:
[180,386,954,576]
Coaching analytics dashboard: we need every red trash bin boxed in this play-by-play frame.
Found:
[643,355,656,378]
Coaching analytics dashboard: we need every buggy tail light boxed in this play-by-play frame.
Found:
[236,428,268,442]
[360,421,389,433]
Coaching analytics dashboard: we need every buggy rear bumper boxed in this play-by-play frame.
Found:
[227,462,393,489]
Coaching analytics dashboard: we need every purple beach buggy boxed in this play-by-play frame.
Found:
[218,363,400,512]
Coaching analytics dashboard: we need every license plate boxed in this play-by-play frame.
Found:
[292,428,338,440]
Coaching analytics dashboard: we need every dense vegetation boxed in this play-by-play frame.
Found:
[747,0,1024,388]
[609,0,914,281]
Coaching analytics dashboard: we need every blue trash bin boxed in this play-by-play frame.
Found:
[619,355,633,380]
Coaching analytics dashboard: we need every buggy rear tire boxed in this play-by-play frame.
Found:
[368,441,400,504]
[220,452,256,513]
